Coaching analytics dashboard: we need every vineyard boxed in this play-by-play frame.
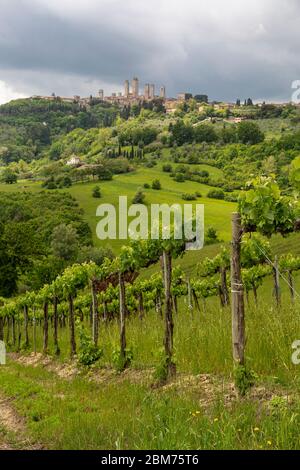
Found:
[1,177,300,390]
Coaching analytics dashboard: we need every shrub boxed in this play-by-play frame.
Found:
[234,365,257,396]
[153,349,176,384]
[112,348,133,372]
[132,188,145,204]
[1,169,18,184]
[152,179,161,190]
[77,323,102,366]
[237,121,265,145]
[174,173,185,183]
[143,183,150,189]
[224,192,239,202]
[182,193,197,201]
[92,186,101,198]
[42,177,57,190]
[97,168,113,181]
[207,189,225,200]
[205,227,220,245]
[162,163,173,173]
[197,170,209,178]
[57,176,72,188]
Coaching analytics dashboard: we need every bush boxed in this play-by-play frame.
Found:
[237,121,265,145]
[182,193,197,201]
[145,160,156,168]
[197,170,209,178]
[234,365,257,396]
[57,176,72,188]
[92,186,101,198]
[42,177,57,190]
[162,163,173,173]
[207,189,225,200]
[153,350,176,384]
[1,169,18,184]
[205,227,220,245]
[112,348,133,372]
[77,323,103,366]
[132,188,145,204]
[143,183,150,189]
[174,173,185,183]
[224,192,239,202]
[97,168,113,181]
[152,179,161,190]
[193,124,218,143]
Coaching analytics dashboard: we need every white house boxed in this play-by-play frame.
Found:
[66,155,82,167]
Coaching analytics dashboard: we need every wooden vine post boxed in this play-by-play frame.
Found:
[24,305,29,348]
[273,255,281,308]
[119,271,127,365]
[43,302,49,354]
[163,250,176,378]
[220,267,229,307]
[288,270,295,303]
[33,306,37,355]
[53,297,60,355]
[91,281,99,347]
[68,294,76,358]
[231,213,245,366]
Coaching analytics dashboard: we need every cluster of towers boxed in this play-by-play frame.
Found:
[99,77,166,103]
[124,77,166,100]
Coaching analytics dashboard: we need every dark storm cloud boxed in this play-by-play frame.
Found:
[1,0,300,102]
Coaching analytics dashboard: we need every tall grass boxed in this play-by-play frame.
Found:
[5,275,300,386]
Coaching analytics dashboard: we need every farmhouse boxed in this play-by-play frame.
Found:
[66,155,82,167]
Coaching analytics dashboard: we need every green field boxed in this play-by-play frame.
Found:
[0,163,235,251]
[1,162,300,277]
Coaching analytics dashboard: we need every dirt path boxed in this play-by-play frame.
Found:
[0,394,43,450]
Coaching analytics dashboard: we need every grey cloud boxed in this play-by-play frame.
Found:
[0,0,300,102]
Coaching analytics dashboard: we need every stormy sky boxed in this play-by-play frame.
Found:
[0,0,300,104]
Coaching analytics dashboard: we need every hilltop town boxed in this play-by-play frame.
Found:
[31,75,295,120]
[31,76,204,114]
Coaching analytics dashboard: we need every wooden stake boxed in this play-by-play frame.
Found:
[43,302,49,354]
[53,297,60,355]
[163,250,176,378]
[119,271,127,365]
[91,282,99,347]
[273,255,281,308]
[69,295,76,358]
[231,213,245,366]
[288,271,295,304]
[24,305,29,348]
[33,307,37,355]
